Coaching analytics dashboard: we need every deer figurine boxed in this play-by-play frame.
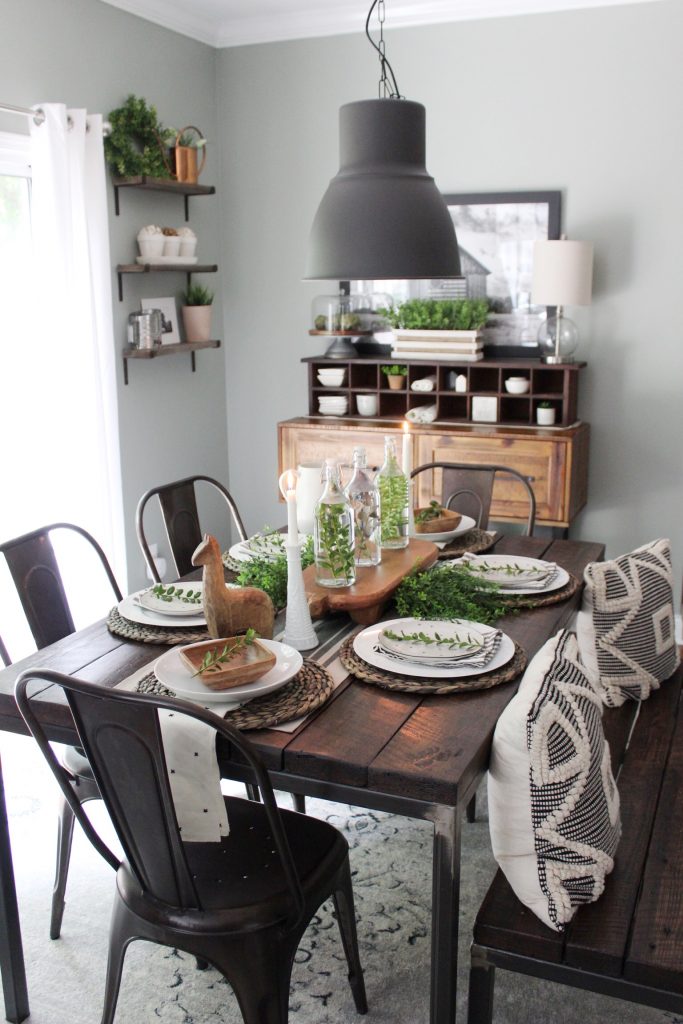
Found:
[192,534,275,640]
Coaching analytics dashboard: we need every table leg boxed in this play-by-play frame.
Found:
[429,804,462,1024]
[0,755,29,1022]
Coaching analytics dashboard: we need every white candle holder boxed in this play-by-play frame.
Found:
[283,539,318,651]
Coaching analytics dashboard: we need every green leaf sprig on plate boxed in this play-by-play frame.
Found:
[382,628,484,651]
[394,563,509,625]
[151,584,202,605]
[194,628,257,676]
[235,535,314,609]
[466,560,544,577]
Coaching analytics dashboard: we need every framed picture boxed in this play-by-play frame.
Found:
[140,296,180,345]
[349,190,561,356]
[441,191,562,354]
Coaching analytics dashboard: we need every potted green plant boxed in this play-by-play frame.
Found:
[379,298,490,361]
[182,283,214,343]
[382,364,408,390]
[536,401,556,426]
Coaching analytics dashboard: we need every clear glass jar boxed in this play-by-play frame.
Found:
[311,292,370,334]
[345,446,381,567]
[313,459,356,588]
[376,436,409,549]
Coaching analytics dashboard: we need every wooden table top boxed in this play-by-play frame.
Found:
[0,536,603,809]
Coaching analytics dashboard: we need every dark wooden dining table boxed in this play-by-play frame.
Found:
[0,534,603,1024]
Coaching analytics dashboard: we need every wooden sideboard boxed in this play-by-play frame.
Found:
[278,417,589,530]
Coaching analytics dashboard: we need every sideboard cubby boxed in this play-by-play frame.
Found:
[304,357,585,427]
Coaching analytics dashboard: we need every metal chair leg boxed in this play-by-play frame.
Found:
[467,945,495,1024]
[50,792,77,939]
[332,860,368,1014]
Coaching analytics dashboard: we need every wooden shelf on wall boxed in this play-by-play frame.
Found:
[122,340,221,384]
[115,263,218,301]
[112,176,216,219]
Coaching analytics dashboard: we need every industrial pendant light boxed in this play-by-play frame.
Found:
[304,0,461,281]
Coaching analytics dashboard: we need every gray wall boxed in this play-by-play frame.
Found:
[1,0,231,590]
[216,0,683,581]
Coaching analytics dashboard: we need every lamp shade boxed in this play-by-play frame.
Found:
[304,99,461,280]
[531,240,594,306]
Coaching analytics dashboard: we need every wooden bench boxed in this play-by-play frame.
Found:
[468,664,683,1021]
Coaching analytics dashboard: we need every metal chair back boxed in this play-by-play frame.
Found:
[0,523,122,651]
[410,461,537,536]
[136,475,247,583]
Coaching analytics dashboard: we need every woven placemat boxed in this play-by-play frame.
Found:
[497,572,580,610]
[133,661,334,730]
[339,634,527,695]
[107,607,209,646]
[436,529,496,559]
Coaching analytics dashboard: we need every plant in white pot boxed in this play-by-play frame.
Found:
[536,401,556,426]
[181,283,214,343]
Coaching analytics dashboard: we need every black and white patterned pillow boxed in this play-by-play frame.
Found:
[488,630,621,931]
[577,538,680,707]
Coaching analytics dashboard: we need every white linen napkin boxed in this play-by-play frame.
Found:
[458,552,559,590]
[410,375,436,392]
[406,403,437,424]
[116,662,229,843]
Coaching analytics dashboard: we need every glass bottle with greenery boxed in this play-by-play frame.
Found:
[345,446,381,567]
[314,459,356,588]
[377,436,409,549]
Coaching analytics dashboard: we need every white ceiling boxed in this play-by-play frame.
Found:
[99,0,663,48]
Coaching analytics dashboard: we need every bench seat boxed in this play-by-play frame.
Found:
[468,664,683,1021]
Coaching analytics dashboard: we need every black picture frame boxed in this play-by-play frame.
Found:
[440,190,562,357]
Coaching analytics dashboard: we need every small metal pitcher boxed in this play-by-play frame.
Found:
[127,309,172,350]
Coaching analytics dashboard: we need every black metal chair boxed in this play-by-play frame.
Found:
[15,670,368,1024]
[136,475,247,584]
[0,522,122,939]
[410,461,537,536]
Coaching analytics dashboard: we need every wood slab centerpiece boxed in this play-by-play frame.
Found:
[303,538,438,625]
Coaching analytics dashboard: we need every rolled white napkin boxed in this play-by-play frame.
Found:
[411,375,436,392]
[406,403,437,424]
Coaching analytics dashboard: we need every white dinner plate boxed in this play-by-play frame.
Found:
[118,590,206,628]
[443,554,569,595]
[228,532,307,564]
[354,619,515,679]
[137,582,205,617]
[154,639,303,705]
[410,513,477,543]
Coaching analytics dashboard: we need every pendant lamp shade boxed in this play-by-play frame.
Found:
[305,99,461,280]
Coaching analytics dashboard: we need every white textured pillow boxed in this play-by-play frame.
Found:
[488,630,621,931]
[577,538,680,707]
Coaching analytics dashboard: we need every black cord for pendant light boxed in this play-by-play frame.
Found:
[365,0,403,99]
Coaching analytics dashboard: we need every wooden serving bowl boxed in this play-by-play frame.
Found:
[413,507,462,534]
[179,637,276,691]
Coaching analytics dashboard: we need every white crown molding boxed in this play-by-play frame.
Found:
[99,0,666,50]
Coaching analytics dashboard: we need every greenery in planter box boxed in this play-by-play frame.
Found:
[379,298,490,331]
[104,95,173,179]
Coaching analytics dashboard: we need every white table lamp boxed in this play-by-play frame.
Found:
[532,239,593,364]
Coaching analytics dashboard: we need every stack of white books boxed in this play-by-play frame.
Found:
[390,329,484,362]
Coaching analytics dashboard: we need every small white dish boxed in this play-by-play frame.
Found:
[504,377,530,394]
[154,639,303,705]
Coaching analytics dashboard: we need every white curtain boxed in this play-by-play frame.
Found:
[17,104,127,618]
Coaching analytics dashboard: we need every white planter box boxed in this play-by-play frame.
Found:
[391,329,484,362]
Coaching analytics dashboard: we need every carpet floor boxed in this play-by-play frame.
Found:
[2,731,681,1024]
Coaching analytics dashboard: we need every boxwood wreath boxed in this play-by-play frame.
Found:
[104,94,172,179]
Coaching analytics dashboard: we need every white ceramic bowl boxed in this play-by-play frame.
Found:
[317,370,346,384]
[505,377,530,394]
[317,374,346,387]
[356,395,378,416]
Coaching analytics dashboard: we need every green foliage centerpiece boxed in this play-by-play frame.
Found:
[394,562,508,625]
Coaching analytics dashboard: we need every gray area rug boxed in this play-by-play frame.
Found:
[3,731,681,1024]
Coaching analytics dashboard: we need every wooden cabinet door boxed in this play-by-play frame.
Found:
[415,431,568,525]
[279,422,400,480]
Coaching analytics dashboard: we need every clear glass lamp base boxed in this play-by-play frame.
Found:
[538,315,579,364]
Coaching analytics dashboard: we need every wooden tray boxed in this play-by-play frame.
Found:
[304,538,438,625]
